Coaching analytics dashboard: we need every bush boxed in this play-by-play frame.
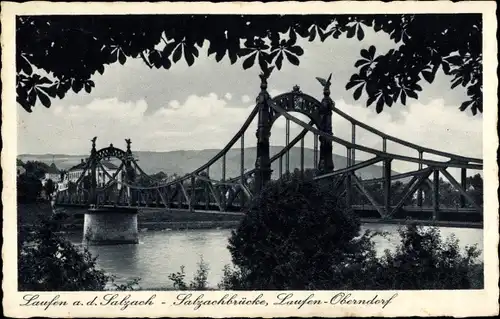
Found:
[365,224,483,289]
[18,213,108,291]
[168,257,210,290]
[226,171,375,290]
[17,173,43,203]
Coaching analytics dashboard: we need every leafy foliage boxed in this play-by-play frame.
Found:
[23,160,50,179]
[363,224,483,289]
[168,257,210,290]
[17,14,481,114]
[18,213,108,291]
[17,173,43,203]
[226,170,375,289]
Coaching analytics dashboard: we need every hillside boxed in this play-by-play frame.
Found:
[18,146,399,180]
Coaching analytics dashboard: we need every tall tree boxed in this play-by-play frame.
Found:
[17,14,481,114]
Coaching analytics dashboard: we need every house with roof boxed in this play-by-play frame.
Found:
[44,163,61,183]
[64,158,122,189]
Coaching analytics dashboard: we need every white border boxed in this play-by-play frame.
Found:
[2,1,499,317]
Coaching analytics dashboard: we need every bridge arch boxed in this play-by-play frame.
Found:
[93,145,131,162]
[270,92,323,129]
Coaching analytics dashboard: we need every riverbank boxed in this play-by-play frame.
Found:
[18,203,243,231]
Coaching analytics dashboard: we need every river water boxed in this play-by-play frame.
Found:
[67,225,483,290]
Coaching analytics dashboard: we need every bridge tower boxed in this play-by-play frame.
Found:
[124,138,137,206]
[83,138,139,245]
[254,72,273,194]
[317,75,335,173]
[89,137,98,206]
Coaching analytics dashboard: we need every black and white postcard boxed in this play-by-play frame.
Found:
[2,1,499,317]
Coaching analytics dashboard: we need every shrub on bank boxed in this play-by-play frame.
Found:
[168,257,210,290]
[365,224,483,289]
[18,213,108,291]
[226,171,377,289]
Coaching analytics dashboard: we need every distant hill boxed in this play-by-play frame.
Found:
[18,146,399,181]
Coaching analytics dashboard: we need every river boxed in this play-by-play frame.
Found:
[66,224,483,290]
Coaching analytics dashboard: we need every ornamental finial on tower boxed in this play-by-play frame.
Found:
[91,136,97,150]
[259,66,274,91]
[316,73,332,96]
[125,138,132,152]
[292,85,302,93]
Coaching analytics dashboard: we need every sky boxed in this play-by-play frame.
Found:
[17,27,483,175]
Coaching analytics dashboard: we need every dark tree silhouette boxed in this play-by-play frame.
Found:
[17,14,481,114]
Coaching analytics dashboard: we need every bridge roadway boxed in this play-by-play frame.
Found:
[55,203,483,229]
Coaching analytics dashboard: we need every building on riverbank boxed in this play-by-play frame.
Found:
[64,159,122,189]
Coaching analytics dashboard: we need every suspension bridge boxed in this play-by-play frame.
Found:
[55,73,483,235]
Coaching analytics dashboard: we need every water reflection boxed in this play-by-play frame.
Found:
[68,225,482,289]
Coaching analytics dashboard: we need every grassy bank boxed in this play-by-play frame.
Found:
[18,203,243,231]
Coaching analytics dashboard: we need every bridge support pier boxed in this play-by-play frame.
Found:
[83,207,139,245]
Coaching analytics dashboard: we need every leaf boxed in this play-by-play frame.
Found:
[72,80,83,93]
[421,70,434,83]
[97,64,105,75]
[353,85,363,100]
[441,61,451,74]
[215,49,225,62]
[36,89,51,108]
[163,42,178,56]
[184,46,195,66]
[401,90,406,105]
[84,82,91,93]
[319,29,333,42]
[308,27,317,41]
[376,96,384,113]
[471,104,478,115]
[238,48,255,57]
[20,55,33,75]
[366,95,377,107]
[242,52,257,69]
[406,90,418,99]
[258,52,268,71]
[345,79,362,90]
[288,46,304,56]
[56,86,66,99]
[288,28,297,45]
[38,85,57,98]
[172,45,182,63]
[346,25,356,38]
[118,50,126,65]
[275,51,284,70]
[459,100,473,111]
[360,49,371,60]
[356,25,365,40]
[162,57,172,69]
[385,95,393,107]
[446,55,463,65]
[368,45,376,58]
[285,51,300,66]
[149,50,161,65]
[451,79,461,89]
[269,32,280,47]
[355,59,368,68]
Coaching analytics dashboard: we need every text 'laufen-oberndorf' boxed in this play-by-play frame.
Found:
[20,292,398,311]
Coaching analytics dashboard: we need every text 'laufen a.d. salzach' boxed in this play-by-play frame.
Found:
[20,292,399,311]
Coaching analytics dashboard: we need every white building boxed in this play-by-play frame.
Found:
[44,163,61,183]
[64,159,122,189]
